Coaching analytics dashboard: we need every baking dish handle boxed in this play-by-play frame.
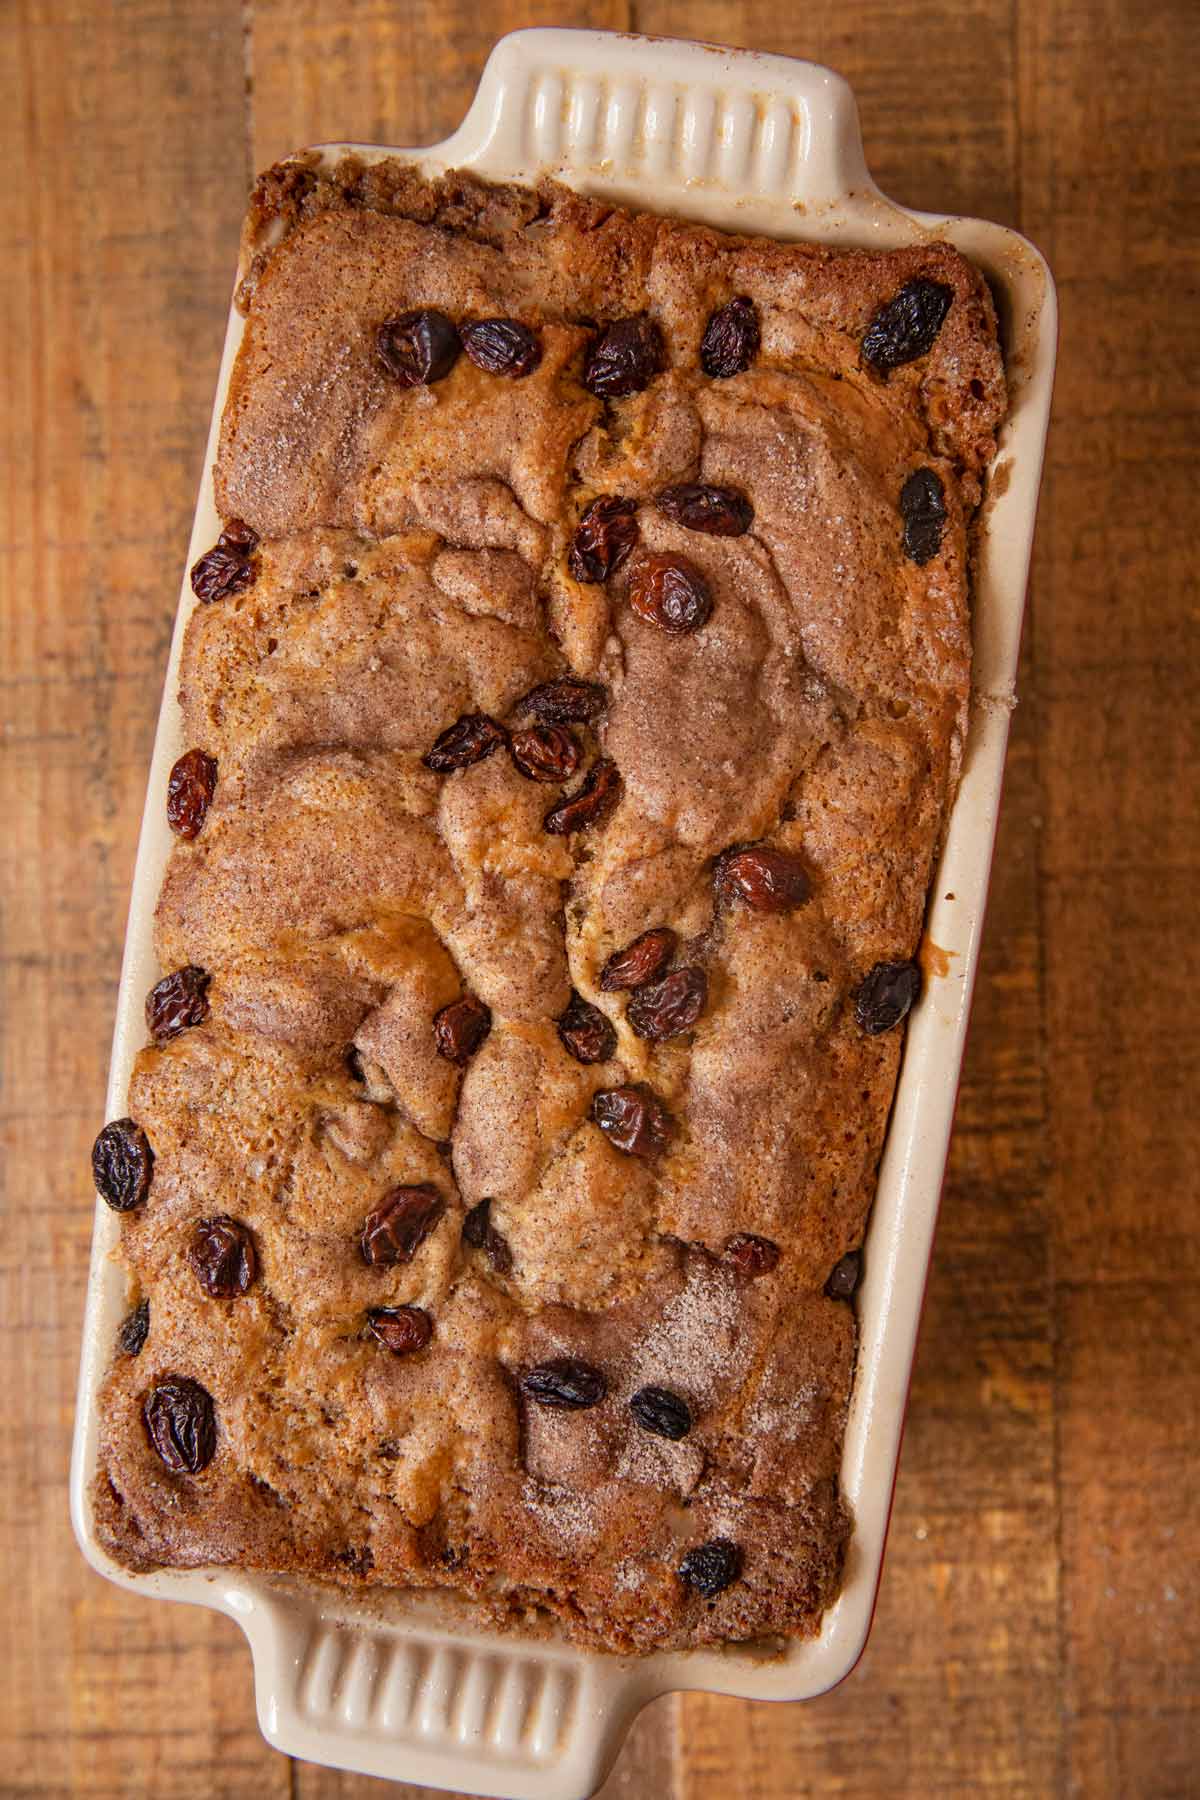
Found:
[437,27,875,213]
[244,1593,648,1800]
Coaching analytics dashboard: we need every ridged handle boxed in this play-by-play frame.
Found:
[245,1595,636,1799]
[438,28,874,218]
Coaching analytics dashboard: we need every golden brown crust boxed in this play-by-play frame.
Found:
[95,159,1005,1652]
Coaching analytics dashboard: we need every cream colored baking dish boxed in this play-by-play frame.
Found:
[71,28,1056,1799]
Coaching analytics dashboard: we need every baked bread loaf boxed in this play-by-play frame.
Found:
[91,157,1004,1653]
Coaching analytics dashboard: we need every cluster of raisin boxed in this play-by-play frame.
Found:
[96,271,952,1585]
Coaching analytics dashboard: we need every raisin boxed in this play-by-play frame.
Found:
[116,1299,150,1357]
[627,967,707,1041]
[599,927,677,993]
[725,1232,781,1276]
[678,1538,742,1597]
[583,315,664,398]
[700,296,761,378]
[361,1186,445,1266]
[487,1231,514,1277]
[628,554,713,635]
[367,1305,433,1356]
[377,309,460,386]
[216,518,258,552]
[655,483,753,536]
[143,1376,216,1475]
[900,467,947,565]
[521,1358,607,1410]
[423,713,508,773]
[591,1085,673,1158]
[568,496,639,583]
[519,677,608,725]
[854,959,921,1034]
[190,525,257,602]
[556,992,617,1064]
[92,1118,153,1213]
[433,996,492,1064]
[862,278,953,374]
[190,1216,257,1298]
[461,1199,513,1275]
[543,758,621,834]
[461,1199,491,1250]
[509,725,581,784]
[145,966,211,1042]
[460,317,541,378]
[826,1249,863,1299]
[630,1385,692,1440]
[166,748,217,839]
[715,846,811,913]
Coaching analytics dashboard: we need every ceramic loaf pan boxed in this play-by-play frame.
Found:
[71,28,1056,1800]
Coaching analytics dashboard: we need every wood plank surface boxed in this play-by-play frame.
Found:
[2,1,1196,1797]
[2,3,288,1797]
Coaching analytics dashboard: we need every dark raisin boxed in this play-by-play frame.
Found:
[190,534,257,603]
[627,967,707,1041]
[422,713,508,773]
[543,758,621,835]
[630,1385,692,1440]
[116,1299,150,1357]
[854,959,922,1034]
[377,309,461,387]
[583,315,664,398]
[568,496,639,583]
[521,1358,607,1410]
[556,992,617,1064]
[628,553,713,635]
[701,296,761,378]
[826,1249,862,1299]
[145,966,211,1042]
[461,1199,513,1275]
[599,927,677,993]
[143,1376,217,1475]
[166,748,217,839]
[900,467,947,565]
[725,1232,781,1276]
[591,1085,673,1158]
[461,1199,490,1250]
[678,1538,742,1597]
[92,1118,154,1213]
[485,1230,514,1277]
[361,1186,445,1266]
[460,317,541,378]
[216,518,258,552]
[190,1216,257,1298]
[862,278,953,374]
[367,1305,433,1356]
[518,677,608,725]
[433,995,492,1064]
[715,846,811,913]
[509,725,581,784]
[655,483,753,536]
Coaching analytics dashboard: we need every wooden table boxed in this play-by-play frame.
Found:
[4,1,1197,1794]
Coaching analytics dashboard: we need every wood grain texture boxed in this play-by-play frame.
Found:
[1019,1,1200,1793]
[2,0,1197,1796]
[1,3,286,1797]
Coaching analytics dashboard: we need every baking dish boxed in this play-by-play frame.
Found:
[71,27,1055,1800]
